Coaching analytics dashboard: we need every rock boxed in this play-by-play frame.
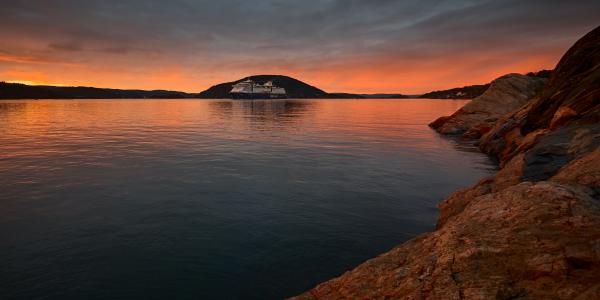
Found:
[550,107,578,130]
[481,25,600,163]
[522,26,600,134]
[521,124,600,181]
[429,73,546,137]
[551,148,600,192]
[515,129,550,154]
[292,182,600,300]
[462,122,493,139]
[429,115,452,130]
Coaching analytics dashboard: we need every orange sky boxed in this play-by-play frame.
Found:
[0,1,598,94]
[0,43,569,94]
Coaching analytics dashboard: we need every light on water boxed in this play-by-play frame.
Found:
[0,99,494,299]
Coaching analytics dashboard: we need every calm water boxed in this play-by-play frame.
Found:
[0,99,494,299]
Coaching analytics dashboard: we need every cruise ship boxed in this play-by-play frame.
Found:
[229,80,287,99]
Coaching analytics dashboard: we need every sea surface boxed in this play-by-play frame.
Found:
[0,99,494,299]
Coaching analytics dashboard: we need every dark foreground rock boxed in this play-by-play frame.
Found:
[292,26,600,300]
[294,181,600,300]
[480,24,600,165]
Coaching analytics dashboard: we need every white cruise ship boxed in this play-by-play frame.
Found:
[230,80,287,99]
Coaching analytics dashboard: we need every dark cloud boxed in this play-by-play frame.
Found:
[2,1,598,57]
[48,41,83,52]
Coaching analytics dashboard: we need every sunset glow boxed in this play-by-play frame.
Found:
[0,1,598,93]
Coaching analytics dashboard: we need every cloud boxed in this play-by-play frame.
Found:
[0,0,599,92]
[0,50,81,66]
[48,41,83,52]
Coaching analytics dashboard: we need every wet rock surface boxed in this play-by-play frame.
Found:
[292,26,600,299]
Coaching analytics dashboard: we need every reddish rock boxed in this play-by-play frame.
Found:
[462,122,493,139]
[292,182,600,300]
[515,129,550,154]
[429,115,452,130]
[551,148,600,188]
[481,26,600,163]
[429,73,546,137]
[550,106,578,130]
[478,100,534,166]
[522,26,600,134]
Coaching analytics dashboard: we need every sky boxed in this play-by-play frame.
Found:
[0,0,598,94]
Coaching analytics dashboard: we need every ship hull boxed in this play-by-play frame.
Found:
[230,93,287,99]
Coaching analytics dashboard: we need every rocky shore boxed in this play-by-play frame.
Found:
[429,74,547,139]
[292,26,600,299]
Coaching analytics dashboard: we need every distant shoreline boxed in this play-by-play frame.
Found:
[1,70,550,101]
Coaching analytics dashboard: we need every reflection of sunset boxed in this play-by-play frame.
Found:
[0,99,470,157]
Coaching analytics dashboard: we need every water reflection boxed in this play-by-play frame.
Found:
[208,100,233,116]
[0,101,27,114]
[206,99,319,133]
[209,99,315,121]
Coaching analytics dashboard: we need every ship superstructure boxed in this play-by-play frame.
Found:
[229,80,287,99]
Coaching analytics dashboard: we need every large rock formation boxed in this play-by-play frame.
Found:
[294,181,600,300]
[429,74,547,139]
[480,25,600,166]
[292,26,600,299]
